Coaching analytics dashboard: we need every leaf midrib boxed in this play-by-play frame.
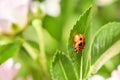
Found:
[59,58,68,80]
[90,40,120,74]
[89,22,120,74]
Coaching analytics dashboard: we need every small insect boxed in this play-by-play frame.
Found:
[74,34,85,52]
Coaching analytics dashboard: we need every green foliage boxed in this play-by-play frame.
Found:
[51,5,120,80]
[90,22,120,74]
[0,40,22,64]
[51,51,77,80]
[51,6,92,80]
[1,0,120,80]
[68,6,92,79]
[91,23,120,64]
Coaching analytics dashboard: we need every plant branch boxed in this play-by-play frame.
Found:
[22,40,38,60]
[32,19,47,75]
[18,37,37,60]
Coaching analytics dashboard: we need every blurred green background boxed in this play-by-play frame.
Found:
[0,0,120,79]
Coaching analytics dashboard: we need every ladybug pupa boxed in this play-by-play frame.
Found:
[74,34,85,52]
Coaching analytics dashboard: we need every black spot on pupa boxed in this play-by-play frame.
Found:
[79,42,82,46]
[80,38,82,40]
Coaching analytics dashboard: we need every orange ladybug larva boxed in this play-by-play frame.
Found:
[74,34,85,52]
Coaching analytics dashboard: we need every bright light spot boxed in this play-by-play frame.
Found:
[95,0,117,6]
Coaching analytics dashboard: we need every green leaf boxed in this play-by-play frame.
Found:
[51,51,77,80]
[90,22,120,74]
[68,6,92,79]
[0,40,22,64]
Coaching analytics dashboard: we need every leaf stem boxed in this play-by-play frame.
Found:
[22,40,37,60]
[18,37,37,60]
[80,56,83,80]
[32,19,48,76]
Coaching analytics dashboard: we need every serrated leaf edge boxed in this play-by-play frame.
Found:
[68,5,92,79]
[69,5,92,39]
[50,50,78,80]
[89,22,120,74]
